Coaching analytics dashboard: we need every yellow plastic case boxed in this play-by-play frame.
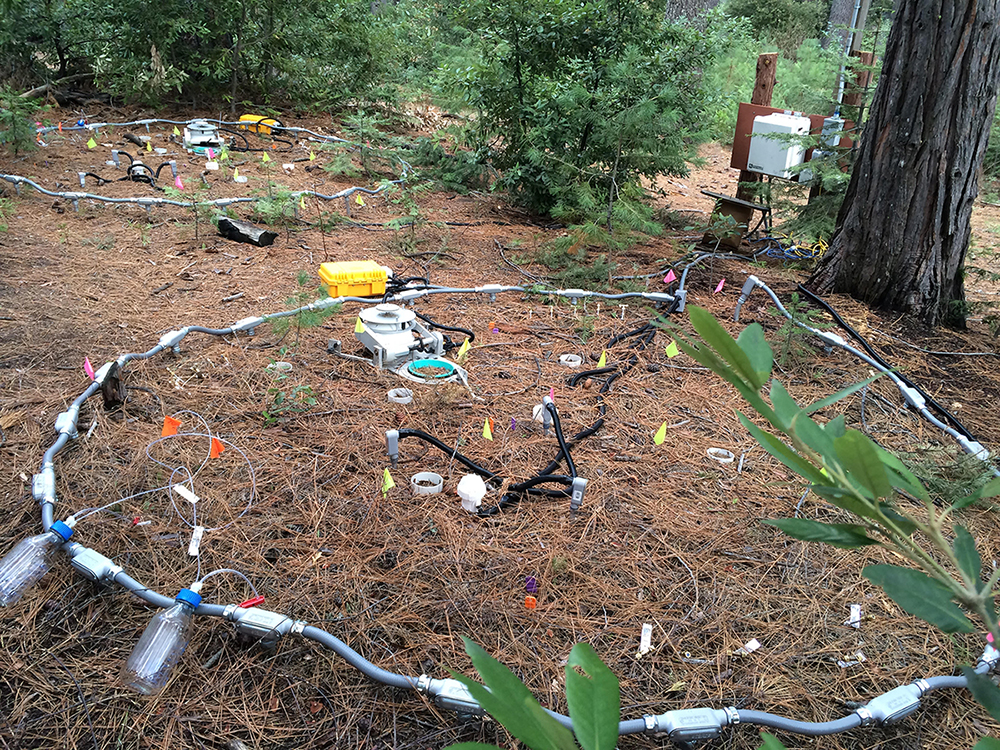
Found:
[318,260,388,297]
[238,114,283,135]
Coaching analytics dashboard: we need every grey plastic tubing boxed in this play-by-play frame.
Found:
[300,626,418,690]
[736,711,862,736]
[24,283,998,742]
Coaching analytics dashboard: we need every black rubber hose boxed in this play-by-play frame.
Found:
[84,172,109,185]
[796,284,975,440]
[414,311,475,343]
[397,428,499,479]
[546,402,576,478]
[154,162,173,181]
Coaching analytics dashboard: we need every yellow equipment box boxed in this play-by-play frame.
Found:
[238,114,283,135]
[318,260,388,297]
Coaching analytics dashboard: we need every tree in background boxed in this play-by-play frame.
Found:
[807,0,1000,326]
[453,0,732,223]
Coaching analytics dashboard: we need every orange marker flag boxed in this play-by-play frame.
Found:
[209,437,225,458]
[161,415,182,437]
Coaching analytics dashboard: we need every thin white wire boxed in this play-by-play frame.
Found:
[196,568,259,599]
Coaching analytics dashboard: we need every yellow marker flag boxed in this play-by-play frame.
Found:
[653,422,667,445]
[299,195,306,210]
[233,167,240,181]
[355,317,365,333]
[355,194,365,206]
[382,468,396,495]
[309,150,316,161]
[483,418,494,441]
[146,140,152,152]
[597,350,607,368]
[456,338,470,362]
[86,137,97,149]
[261,152,271,163]
[173,126,180,136]
[665,341,680,358]
[220,148,229,161]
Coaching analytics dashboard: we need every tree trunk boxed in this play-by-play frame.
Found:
[823,0,857,50]
[807,0,1000,327]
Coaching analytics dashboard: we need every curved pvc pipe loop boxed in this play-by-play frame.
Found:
[410,472,443,495]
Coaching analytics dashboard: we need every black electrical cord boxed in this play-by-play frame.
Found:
[545,402,576,478]
[796,284,976,440]
[219,127,294,153]
[154,162,174,181]
[414,311,475,347]
[83,172,110,186]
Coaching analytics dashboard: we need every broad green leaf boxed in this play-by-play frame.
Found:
[679,339,779,425]
[972,738,1000,750]
[689,306,765,390]
[768,380,800,430]
[863,565,974,633]
[954,476,1000,511]
[564,643,619,750]
[757,733,789,750]
[790,412,836,459]
[764,518,880,548]
[737,412,828,485]
[834,430,893,500]
[874,446,929,500]
[735,323,773,386]
[953,526,983,589]
[962,667,1000,723]
[977,476,1000,500]
[804,372,882,415]
[825,414,846,438]
[453,638,578,750]
[810,485,881,520]
[877,503,918,536]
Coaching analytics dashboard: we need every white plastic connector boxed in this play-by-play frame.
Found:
[898,384,926,411]
[570,477,587,512]
[55,406,80,437]
[33,465,56,505]
[386,430,400,467]
[644,708,729,741]
[232,316,265,333]
[68,544,122,582]
[394,289,424,302]
[93,362,114,384]
[172,484,200,505]
[560,289,588,304]
[158,328,190,349]
[425,677,484,717]
[861,684,921,725]
[816,330,847,348]
[957,436,990,460]
[187,526,205,557]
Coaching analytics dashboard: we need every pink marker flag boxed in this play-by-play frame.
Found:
[549,387,555,401]
[207,148,215,160]
[714,278,726,294]
[174,175,184,190]
[84,357,95,380]
[664,270,676,284]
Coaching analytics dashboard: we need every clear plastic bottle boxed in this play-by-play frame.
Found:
[120,587,201,696]
[0,520,74,607]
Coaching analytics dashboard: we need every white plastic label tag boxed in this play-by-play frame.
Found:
[188,525,205,557]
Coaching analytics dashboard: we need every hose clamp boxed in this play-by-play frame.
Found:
[290,620,307,637]
[914,678,930,696]
[643,715,657,735]
[416,674,432,693]
[855,706,874,727]
[723,706,740,726]
[222,603,239,619]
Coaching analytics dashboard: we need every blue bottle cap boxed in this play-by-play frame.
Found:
[175,588,202,608]
[50,520,74,541]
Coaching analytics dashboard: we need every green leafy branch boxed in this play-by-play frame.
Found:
[671,305,1000,724]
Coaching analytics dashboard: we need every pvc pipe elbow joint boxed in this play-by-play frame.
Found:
[32,464,56,506]
[232,316,265,333]
[54,406,80,437]
[158,328,190,349]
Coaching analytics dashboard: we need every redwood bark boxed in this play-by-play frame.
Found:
[807,0,1000,327]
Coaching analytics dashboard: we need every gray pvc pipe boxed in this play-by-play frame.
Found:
[300,625,418,690]
[541,709,648,736]
[736,710,862,735]
[924,675,969,691]
[113,571,228,617]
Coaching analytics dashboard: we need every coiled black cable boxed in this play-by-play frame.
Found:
[414,311,475,348]
[796,284,975,440]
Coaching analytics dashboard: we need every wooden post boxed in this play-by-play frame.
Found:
[842,50,875,111]
[735,53,777,202]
